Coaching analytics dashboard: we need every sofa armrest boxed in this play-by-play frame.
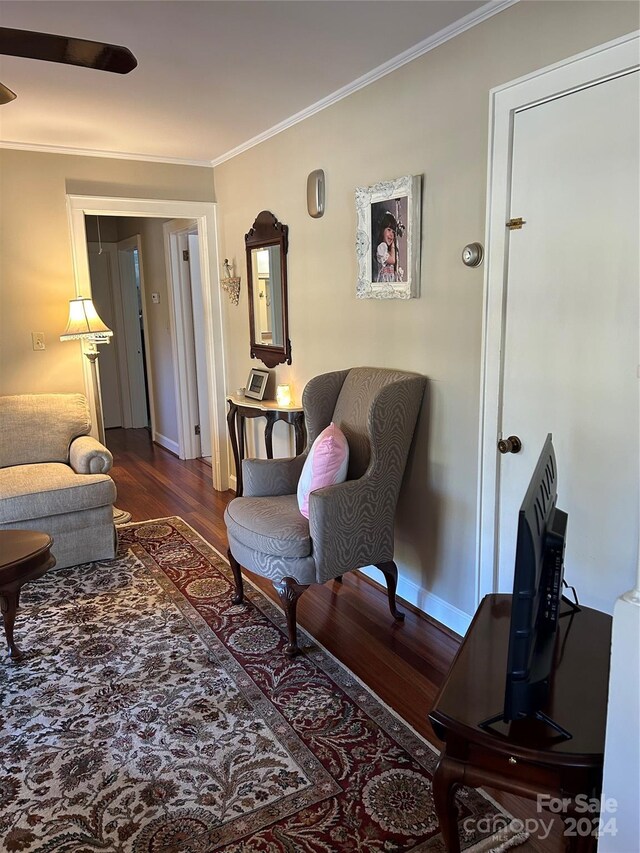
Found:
[69,436,113,474]
[242,455,306,497]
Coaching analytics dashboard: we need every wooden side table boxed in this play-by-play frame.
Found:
[0,530,56,660]
[226,394,306,496]
[429,594,611,853]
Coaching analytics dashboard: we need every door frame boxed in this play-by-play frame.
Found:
[476,32,639,605]
[66,194,229,490]
[187,230,212,460]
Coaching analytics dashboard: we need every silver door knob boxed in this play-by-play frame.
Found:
[498,435,522,454]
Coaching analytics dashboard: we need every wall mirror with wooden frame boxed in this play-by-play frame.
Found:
[245,210,291,368]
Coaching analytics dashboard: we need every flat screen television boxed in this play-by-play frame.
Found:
[481,433,577,739]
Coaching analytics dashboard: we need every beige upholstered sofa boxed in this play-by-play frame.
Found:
[0,394,117,569]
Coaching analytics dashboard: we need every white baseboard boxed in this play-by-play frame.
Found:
[359,565,472,637]
[228,473,237,493]
[153,432,180,457]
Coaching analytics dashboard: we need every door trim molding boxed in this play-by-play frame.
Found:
[476,32,639,606]
[65,194,228,491]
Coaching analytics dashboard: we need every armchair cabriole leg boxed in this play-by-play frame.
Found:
[273,577,309,657]
[228,549,245,605]
[375,560,405,621]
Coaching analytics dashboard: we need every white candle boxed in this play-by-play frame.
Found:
[276,384,291,406]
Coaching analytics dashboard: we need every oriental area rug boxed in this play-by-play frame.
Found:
[0,518,527,853]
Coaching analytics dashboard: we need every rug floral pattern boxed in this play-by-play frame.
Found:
[0,518,514,852]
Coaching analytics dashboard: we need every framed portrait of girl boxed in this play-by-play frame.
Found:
[355,174,422,299]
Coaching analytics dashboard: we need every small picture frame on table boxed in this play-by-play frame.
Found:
[245,368,270,400]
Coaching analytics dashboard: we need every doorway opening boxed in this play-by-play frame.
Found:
[86,224,152,436]
[67,195,228,491]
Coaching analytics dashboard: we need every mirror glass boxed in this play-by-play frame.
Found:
[250,246,283,347]
[245,211,291,368]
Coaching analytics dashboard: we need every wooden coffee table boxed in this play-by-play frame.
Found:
[0,530,55,660]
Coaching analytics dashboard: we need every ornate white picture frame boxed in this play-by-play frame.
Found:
[355,174,422,299]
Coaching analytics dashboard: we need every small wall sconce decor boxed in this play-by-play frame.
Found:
[276,383,292,407]
[221,258,241,305]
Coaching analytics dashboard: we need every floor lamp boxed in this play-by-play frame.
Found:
[60,296,131,525]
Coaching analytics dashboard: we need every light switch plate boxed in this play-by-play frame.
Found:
[32,332,45,350]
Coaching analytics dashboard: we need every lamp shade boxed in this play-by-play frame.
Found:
[60,297,113,342]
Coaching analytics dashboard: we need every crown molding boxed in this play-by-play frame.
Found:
[210,0,519,167]
[0,0,518,168]
[0,139,213,168]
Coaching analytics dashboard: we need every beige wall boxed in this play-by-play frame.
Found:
[213,1,638,626]
[0,150,213,397]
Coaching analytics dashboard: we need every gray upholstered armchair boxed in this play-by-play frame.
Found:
[224,367,426,655]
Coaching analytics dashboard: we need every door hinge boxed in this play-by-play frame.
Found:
[506,217,526,230]
[183,249,190,262]
[194,424,200,435]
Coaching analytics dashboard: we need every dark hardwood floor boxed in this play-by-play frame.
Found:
[105,427,564,852]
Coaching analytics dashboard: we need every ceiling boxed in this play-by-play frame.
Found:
[0,0,496,165]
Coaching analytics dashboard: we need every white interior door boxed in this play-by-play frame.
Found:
[495,69,639,614]
[117,238,149,429]
[164,219,215,462]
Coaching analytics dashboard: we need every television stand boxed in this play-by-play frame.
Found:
[478,595,582,740]
[429,594,611,853]
[479,708,573,741]
[558,590,581,618]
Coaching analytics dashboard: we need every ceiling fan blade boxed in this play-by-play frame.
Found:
[0,81,17,103]
[0,83,18,106]
[0,27,137,74]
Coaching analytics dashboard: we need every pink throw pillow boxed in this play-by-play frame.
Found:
[297,423,349,518]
